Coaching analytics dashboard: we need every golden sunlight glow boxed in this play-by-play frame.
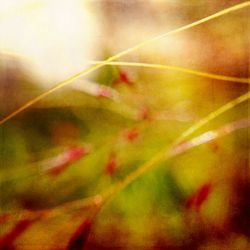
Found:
[0,0,99,85]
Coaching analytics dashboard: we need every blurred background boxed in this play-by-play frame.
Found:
[0,0,249,249]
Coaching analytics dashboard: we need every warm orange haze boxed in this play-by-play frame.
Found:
[0,1,249,249]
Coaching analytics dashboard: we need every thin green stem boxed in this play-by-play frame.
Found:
[0,1,249,125]
[90,61,250,84]
[75,91,250,211]
[101,115,250,207]
[173,91,250,144]
[3,107,250,221]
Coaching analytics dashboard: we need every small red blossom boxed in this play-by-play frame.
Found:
[114,70,133,86]
[186,183,212,211]
[105,154,118,175]
[66,146,88,162]
[66,219,92,250]
[124,128,139,142]
[0,218,37,249]
[46,145,91,176]
[119,71,132,85]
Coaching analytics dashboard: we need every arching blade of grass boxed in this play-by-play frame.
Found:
[170,117,250,156]
[67,91,250,211]
[3,89,248,184]
[99,116,250,208]
[0,91,250,221]
[29,93,250,217]
[2,113,249,224]
[89,61,250,84]
[173,91,250,144]
[26,116,250,219]
[0,1,249,125]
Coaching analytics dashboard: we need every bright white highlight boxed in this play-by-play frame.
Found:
[0,0,99,85]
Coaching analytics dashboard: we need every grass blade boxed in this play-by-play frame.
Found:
[90,61,250,84]
[2,89,250,223]
[0,1,249,125]
[102,116,250,205]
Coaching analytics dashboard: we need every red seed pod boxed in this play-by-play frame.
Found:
[46,145,91,176]
[185,183,212,211]
[114,70,133,86]
[66,146,89,162]
[124,128,139,142]
[66,219,92,250]
[0,218,37,249]
[119,71,132,85]
[194,183,212,209]
[105,154,118,176]
[186,194,196,210]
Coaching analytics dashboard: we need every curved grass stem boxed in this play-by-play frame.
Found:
[68,91,250,213]
[3,108,250,222]
[89,61,250,84]
[173,91,250,144]
[0,1,249,125]
[100,116,250,209]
